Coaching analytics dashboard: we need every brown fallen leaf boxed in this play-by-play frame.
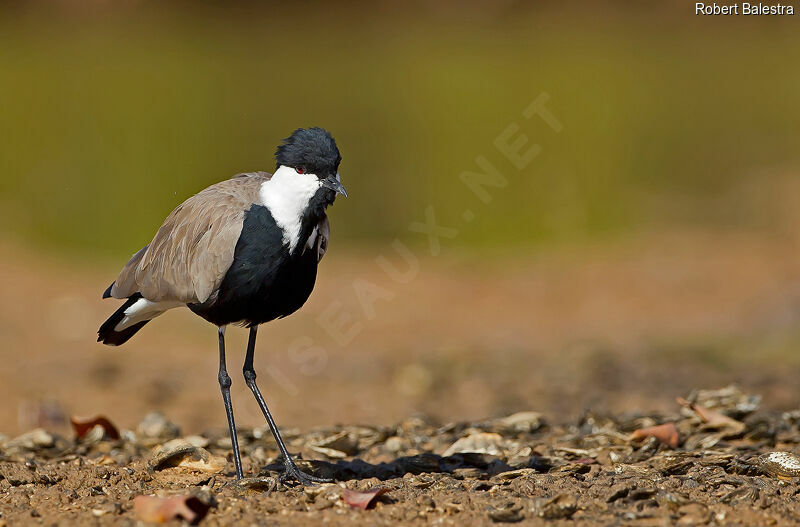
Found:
[342,487,389,510]
[70,415,120,440]
[676,397,744,430]
[629,422,679,448]
[133,495,209,524]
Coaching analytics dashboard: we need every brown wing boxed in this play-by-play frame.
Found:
[109,172,269,303]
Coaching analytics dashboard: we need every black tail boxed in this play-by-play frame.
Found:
[98,293,150,346]
[102,282,114,298]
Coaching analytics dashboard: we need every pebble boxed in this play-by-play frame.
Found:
[493,468,535,480]
[487,501,524,523]
[384,436,408,453]
[757,451,800,479]
[443,432,504,457]
[6,429,54,450]
[148,439,225,473]
[235,476,279,492]
[494,412,544,434]
[183,435,210,448]
[536,493,578,520]
[309,431,358,456]
[137,412,180,441]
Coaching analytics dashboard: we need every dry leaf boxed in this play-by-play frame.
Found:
[693,406,744,429]
[133,495,209,524]
[629,423,679,448]
[342,487,389,510]
[70,415,120,440]
[677,397,743,429]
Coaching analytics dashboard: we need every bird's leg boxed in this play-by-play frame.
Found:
[242,326,332,486]
[217,326,244,480]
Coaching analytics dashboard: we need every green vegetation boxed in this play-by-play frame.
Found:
[1,5,798,258]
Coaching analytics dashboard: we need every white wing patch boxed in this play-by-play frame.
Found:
[114,298,183,331]
[258,165,321,253]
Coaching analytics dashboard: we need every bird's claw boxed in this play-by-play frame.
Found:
[279,462,333,486]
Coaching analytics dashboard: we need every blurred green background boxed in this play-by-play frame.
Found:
[2,2,799,257]
[1,2,800,434]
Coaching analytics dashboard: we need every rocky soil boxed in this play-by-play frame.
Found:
[1,386,799,526]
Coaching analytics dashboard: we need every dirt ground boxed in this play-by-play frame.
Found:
[2,229,800,437]
[1,386,800,526]
[1,230,800,524]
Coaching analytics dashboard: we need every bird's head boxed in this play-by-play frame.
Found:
[274,127,347,200]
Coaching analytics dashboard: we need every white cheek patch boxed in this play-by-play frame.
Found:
[259,165,321,252]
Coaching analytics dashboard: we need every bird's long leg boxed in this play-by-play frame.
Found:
[217,326,244,479]
[242,326,332,485]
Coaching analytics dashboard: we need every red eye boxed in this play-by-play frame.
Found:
[295,166,306,174]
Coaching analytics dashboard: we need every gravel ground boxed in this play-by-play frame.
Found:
[1,386,799,526]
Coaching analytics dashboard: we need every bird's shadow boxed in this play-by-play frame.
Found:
[261,452,551,483]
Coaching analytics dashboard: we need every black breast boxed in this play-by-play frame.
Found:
[189,204,320,327]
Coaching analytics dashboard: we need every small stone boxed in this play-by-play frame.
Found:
[235,476,279,492]
[452,467,484,480]
[537,494,578,520]
[308,431,359,456]
[417,495,435,512]
[90,503,120,517]
[384,436,408,453]
[308,445,348,459]
[304,483,336,499]
[137,412,180,441]
[184,435,210,448]
[494,468,535,480]
[605,484,631,503]
[487,501,524,523]
[148,439,225,473]
[311,498,335,510]
[443,433,504,457]
[6,429,54,450]
[399,453,441,474]
[556,462,592,475]
[677,503,710,525]
[757,452,800,479]
[629,487,657,500]
[443,501,464,514]
[684,385,760,419]
[0,462,41,485]
[494,412,544,434]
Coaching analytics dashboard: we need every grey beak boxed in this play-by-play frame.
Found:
[322,174,348,197]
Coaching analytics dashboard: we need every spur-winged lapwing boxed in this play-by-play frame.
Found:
[98,127,347,484]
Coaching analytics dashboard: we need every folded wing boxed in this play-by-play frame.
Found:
[108,173,269,304]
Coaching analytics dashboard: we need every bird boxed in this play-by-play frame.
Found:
[97,127,347,485]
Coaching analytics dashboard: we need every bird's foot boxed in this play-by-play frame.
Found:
[279,461,333,486]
